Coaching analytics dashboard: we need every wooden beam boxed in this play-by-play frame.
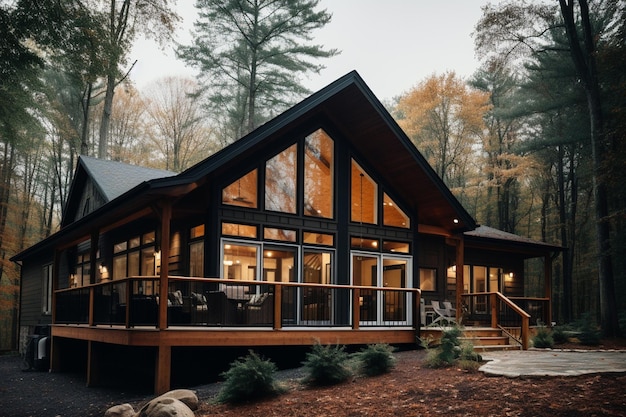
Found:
[273,285,282,330]
[86,341,99,387]
[50,325,417,347]
[158,201,172,330]
[455,237,464,321]
[155,345,171,395]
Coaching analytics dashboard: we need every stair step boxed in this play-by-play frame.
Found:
[460,336,510,346]
[473,344,521,352]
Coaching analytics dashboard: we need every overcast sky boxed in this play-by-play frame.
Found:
[130,1,489,101]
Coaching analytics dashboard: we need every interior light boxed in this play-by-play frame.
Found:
[453,218,459,224]
[371,241,378,247]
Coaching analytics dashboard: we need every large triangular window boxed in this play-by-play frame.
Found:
[222,169,258,208]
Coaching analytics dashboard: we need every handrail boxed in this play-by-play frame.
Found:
[462,291,530,350]
[54,275,421,330]
[494,292,530,350]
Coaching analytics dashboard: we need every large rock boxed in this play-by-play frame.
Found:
[151,389,199,411]
[136,397,195,417]
[104,403,135,417]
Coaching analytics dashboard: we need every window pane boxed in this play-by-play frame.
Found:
[189,241,204,277]
[303,231,334,246]
[129,237,140,249]
[143,231,155,245]
[419,268,436,291]
[383,259,407,321]
[222,169,258,208]
[383,193,410,228]
[223,243,257,280]
[382,241,410,253]
[114,241,127,253]
[263,248,296,282]
[304,129,333,218]
[351,236,379,250]
[141,248,156,275]
[264,227,296,242]
[113,255,127,280]
[265,144,297,213]
[190,224,205,238]
[222,222,257,238]
[128,251,140,276]
[351,160,377,224]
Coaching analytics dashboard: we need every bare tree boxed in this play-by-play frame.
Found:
[144,77,218,172]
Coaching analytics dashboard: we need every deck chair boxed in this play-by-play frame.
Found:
[430,300,458,326]
[420,299,434,326]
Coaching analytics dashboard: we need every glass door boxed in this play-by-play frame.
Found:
[352,252,412,325]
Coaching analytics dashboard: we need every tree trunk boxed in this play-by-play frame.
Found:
[559,0,619,336]
[98,73,115,158]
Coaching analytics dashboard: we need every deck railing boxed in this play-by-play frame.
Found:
[461,292,535,349]
[54,276,421,330]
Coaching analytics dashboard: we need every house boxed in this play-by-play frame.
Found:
[12,71,562,393]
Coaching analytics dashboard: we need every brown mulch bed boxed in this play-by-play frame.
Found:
[198,339,626,417]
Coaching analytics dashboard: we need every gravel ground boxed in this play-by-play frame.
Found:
[0,353,307,417]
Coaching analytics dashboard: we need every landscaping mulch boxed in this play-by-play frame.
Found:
[1,338,626,417]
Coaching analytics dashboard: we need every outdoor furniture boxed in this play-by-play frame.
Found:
[420,298,434,326]
[430,300,458,326]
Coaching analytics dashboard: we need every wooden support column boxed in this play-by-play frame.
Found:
[455,237,464,322]
[86,341,100,387]
[158,200,172,330]
[352,289,360,330]
[88,230,99,326]
[155,345,171,395]
[273,284,282,330]
[50,250,61,372]
[544,254,553,326]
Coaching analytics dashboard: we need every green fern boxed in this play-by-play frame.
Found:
[217,350,284,404]
[302,342,352,386]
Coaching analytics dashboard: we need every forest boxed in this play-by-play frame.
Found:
[0,0,624,350]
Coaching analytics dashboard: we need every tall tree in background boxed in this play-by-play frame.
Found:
[178,0,338,141]
[97,0,179,158]
[558,0,619,337]
[475,0,624,335]
[469,60,526,233]
[395,72,490,208]
[144,77,218,171]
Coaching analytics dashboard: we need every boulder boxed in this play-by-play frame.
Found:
[136,397,194,417]
[104,403,135,417]
[151,389,199,411]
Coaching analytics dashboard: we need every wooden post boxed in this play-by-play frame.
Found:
[413,291,421,330]
[352,288,360,330]
[155,345,171,394]
[158,201,172,330]
[273,284,282,330]
[490,293,498,329]
[88,288,95,326]
[521,316,530,350]
[50,250,61,373]
[86,341,99,387]
[455,237,464,322]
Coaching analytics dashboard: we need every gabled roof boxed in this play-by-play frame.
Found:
[80,156,175,201]
[464,225,564,257]
[172,70,477,232]
[14,71,477,261]
[62,156,175,227]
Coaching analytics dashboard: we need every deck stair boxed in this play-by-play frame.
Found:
[461,327,521,352]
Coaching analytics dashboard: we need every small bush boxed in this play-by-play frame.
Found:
[576,312,601,346]
[552,326,570,344]
[353,344,397,376]
[217,351,284,404]
[302,343,352,386]
[532,326,554,348]
[424,327,465,368]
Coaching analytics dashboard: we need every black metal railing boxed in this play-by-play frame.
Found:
[54,276,420,330]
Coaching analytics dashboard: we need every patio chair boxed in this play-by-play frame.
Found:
[430,300,458,327]
[420,298,434,326]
